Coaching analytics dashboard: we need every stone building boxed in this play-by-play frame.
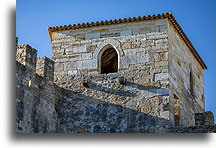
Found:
[16,12,215,133]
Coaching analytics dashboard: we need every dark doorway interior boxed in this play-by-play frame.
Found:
[101,48,118,74]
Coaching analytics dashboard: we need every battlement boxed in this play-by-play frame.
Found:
[36,57,54,82]
[16,41,58,133]
[16,42,54,82]
[16,44,37,70]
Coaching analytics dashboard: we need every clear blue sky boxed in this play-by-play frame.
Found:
[16,0,215,120]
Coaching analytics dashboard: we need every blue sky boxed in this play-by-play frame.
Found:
[16,0,215,120]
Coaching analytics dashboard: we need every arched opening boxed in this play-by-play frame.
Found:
[189,71,194,96]
[100,47,118,74]
[174,94,180,126]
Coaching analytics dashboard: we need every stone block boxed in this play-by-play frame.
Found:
[154,61,168,67]
[132,41,141,48]
[82,53,93,60]
[121,42,132,50]
[140,40,154,48]
[85,33,100,40]
[123,54,137,65]
[137,53,149,64]
[64,61,76,71]
[101,31,120,38]
[154,73,169,81]
[86,45,97,53]
[155,89,169,95]
[132,29,140,35]
[68,70,78,75]
[73,45,86,53]
[123,48,137,56]
[139,27,151,34]
[120,30,132,36]
[151,26,160,33]
[76,61,83,69]
[195,112,214,126]
[169,75,178,88]
[54,62,64,72]
[81,59,97,69]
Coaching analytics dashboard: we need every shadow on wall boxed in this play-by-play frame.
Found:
[87,79,169,97]
[56,87,171,133]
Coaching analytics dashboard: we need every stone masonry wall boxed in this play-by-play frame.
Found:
[16,15,214,133]
[168,22,205,126]
[167,112,215,133]
[16,44,59,133]
[57,74,171,133]
[51,18,173,132]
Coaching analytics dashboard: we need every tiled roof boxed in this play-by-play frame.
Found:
[48,12,207,69]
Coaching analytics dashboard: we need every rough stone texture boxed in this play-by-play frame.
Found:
[166,125,216,133]
[16,16,214,133]
[56,75,171,133]
[16,45,59,133]
[168,22,205,126]
[195,111,214,126]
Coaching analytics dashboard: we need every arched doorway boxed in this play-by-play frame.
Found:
[100,47,118,74]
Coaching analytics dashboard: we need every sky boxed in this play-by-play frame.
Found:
[16,0,215,120]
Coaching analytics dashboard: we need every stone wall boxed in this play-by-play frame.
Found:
[51,19,168,76]
[16,15,213,133]
[168,22,205,126]
[16,44,59,133]
[167,111,215,133]
[57,74,171,133]
[51,18,172,132]
[195,111,214,126]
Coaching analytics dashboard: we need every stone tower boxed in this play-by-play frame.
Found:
[16,12,214,133]
[48,11,208,131]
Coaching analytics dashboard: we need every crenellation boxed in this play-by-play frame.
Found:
[36,57,55,82]
[16,44,37,71]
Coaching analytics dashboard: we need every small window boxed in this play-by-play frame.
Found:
[174,94,180,126]
[190,71,194,96]
[100,47,118,74]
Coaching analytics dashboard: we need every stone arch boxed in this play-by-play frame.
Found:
[99,45,119,74]
[93,39,123,73]
[93,39,123,58]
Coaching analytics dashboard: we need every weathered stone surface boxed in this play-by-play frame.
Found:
[154,73,169,81]
[120,30,132,36]
[166,125,216,133]
[121,42,132,50]
[82,53,93,60]
[85,32,100,40]
[86,45,97,53]
[195,111,215,126]
[168,21,205,126]
[63,61,76,71]
[73,45,86,53]
[16,14,212,133]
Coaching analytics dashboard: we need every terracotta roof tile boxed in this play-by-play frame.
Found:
[48,12,207,69]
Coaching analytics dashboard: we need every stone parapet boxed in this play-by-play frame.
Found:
[16,44,37,71]
[36,57,55,82]
[166,125,215,133]
[195,111,214,126]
